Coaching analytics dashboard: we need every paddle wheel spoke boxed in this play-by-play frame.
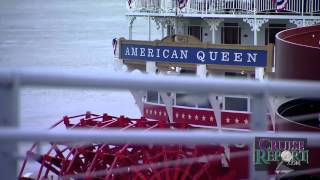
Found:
[18,112,248,180]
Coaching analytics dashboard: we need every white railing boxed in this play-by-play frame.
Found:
[129,0,320,16]
[306,0,320,15]
[257,0,302,14]
[256,0,275,13]
[186,0,255,14]
[132,0,162,12]
[1,69,320,179]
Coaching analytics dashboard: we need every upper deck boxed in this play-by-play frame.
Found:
[128,0,320,19]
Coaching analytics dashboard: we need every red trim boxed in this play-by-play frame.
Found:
[173,107,216,126]
[143,103,168,121]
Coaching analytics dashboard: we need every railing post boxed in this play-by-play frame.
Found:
[233,0,235,10]
[302,0,304,16]
[205,0,208,14]
[0,77,20,180]
[249,94,268,180]
[311,0,313,16]
[302,0,305,26]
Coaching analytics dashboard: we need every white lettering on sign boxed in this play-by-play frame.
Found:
[197,51,205,62]
[171,50,178,59]
[125,47,130,56]
[180,50,188,59]
[209,52,218,61]
[247,53,257,63]
[221,52,229,62]
[122,45,264,67]
[156,49,160,58]
[131,47,138,56]
[148,48,154,57]
[140,48,145,56]
[234,53,243,62]
[163,49,169,58]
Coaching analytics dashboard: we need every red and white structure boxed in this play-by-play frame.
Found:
[13,0,320,179]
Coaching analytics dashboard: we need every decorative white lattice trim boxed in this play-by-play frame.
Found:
[243,18,269,31]
[289,19,320,27]
[204,18,223,31]
[127,16,136,26]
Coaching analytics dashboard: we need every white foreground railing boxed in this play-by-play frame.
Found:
[130,0,320,16]
[1,69,320,180]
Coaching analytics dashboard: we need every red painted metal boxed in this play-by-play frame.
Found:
[173,106,217,126]
[276,25,320,81]
[144,103,275,131]
[143,103,168,121]
[18,112,249,180]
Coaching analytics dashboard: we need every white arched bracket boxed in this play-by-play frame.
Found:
[243,18,269,45]
[153,17,168,30]
[159,91,173,122]
[204,18,223,44]
[127,16,137,40]
[153,17,176,38]
[205,18,223,31]
[243,18,269,32]
[289,19,320,27]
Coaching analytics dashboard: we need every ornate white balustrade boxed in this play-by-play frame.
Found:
[185,0,255,14]
[129,0,320,16]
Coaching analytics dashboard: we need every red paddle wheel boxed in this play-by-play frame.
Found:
[18,112,247,180]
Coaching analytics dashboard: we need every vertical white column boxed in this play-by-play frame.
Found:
[146,62,157,74]
[128,16,136,40]
[205,18,222,44]
[243,17,269,179]
[146,16,156,74]
[253,18,264,80]
[129,22,133,40]
[243,18,268,80]
[253,18,258,46]
[196,64,207,77]
[148,16,151,40]
[129,25,132,40]
[255,67,264,80]
[212,28,216,44]
[161,25,165,38]
[200,19,222,78]
[174,18,178,34]
[197,19,206,77]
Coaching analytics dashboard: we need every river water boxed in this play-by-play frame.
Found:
[0,0,163,176]
[0,0,162,129]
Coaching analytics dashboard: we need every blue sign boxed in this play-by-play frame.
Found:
[120,43,268,67]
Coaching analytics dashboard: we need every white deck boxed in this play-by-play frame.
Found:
[128,0,320,19]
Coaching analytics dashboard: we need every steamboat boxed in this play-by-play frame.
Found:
[19,0,320,179]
